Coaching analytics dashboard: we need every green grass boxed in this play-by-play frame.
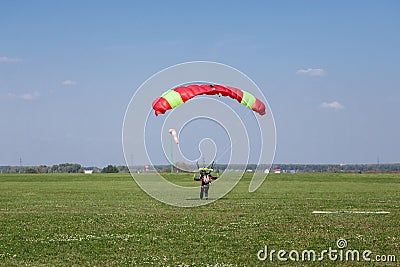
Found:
[0,173,399,266]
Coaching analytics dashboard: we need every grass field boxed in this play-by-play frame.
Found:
[0,173,399,266]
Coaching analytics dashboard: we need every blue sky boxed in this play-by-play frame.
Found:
[1,1,399,166]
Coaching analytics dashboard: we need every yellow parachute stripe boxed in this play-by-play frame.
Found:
[162,90,184,108]
[240,91,256,109]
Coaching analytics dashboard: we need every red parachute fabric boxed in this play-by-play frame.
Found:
[152,84,266,116]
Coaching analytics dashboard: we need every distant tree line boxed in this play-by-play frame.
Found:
[0,164,129,174]
[269,163,400,173]
[150,163,400,173]
[1,163,400,174]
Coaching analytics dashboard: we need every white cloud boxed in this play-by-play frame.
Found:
[7,92,39,101]
[320,101,345,110]
[0,56,22,63]
[62,80,77,85]
[296,68,326,76]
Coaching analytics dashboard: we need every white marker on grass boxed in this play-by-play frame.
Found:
[312,211,390,214]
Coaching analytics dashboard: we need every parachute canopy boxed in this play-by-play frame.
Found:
[152,84,266,116]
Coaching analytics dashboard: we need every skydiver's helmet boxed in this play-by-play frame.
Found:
[199,169,206,176]
[199,167,213,176]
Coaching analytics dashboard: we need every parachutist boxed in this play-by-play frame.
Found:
[194,163,219,200]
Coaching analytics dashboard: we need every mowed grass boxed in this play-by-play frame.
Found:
[0,173,399,266]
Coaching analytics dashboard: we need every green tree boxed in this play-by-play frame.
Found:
[25,168,38,174]
[102,165,119,173]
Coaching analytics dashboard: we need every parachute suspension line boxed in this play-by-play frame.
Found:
[170,133,174,173]
[215,108,255,164]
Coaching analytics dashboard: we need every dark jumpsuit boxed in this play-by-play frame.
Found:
[195,172,217,200]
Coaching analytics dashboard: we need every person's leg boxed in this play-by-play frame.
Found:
[205,184,209,200]
[200,186,204,200]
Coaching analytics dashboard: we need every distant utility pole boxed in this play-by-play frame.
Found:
[19,157,22,174]
[377,155,380,172]
[170,135,174,173]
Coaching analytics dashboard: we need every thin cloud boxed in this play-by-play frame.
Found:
[7,92,39,101]
[62,80,77,85]
[0,56,22,63]
[320,101,344,110]
[296,68,326,76]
